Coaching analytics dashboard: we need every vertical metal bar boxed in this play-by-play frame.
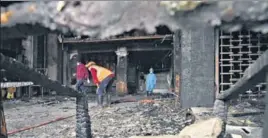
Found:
[263,72,268,138]
[215,28,220,97]
[220,30,224,93]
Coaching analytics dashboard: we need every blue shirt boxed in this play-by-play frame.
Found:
[146,73,157,92]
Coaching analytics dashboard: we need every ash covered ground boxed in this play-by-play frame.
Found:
[3,94,265,138]
[4,94,190,138]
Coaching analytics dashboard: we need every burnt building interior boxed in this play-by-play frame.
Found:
[64,26,173,94]
[1,26,267,101]
[1,1,268,138]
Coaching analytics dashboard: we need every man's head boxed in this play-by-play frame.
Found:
[77,55,86,64]
[149,68,154,73]
[85,61,96,68]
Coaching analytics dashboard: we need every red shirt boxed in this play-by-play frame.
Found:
[76,64,89,80]
[90,68,100,85]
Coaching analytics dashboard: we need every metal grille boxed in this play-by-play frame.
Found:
[219,30,268,99]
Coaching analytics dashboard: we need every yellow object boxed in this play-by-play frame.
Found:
[1,11,13,24]
[6,87,16,99]
[85,61,96,68]
[57,1,66,12]
[6,92,14,99]
[89,65,113,82]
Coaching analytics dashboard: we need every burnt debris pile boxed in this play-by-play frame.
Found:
[89,99,193,138]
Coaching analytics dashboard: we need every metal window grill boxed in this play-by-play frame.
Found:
[219,30,268,99]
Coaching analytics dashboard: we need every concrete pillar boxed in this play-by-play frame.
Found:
[22,36,35,97]
[22,36,34,68]
[47,34,59,81]
[115,47,128,96]
[62,49,68,86]
[180,25,215,108]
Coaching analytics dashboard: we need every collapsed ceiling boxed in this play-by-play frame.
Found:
[1,1,268,40]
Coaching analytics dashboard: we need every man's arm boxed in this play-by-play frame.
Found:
[83,66,90,82]
[90,68,100,86]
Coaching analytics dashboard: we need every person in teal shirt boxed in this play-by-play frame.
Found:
[146,68,157,96]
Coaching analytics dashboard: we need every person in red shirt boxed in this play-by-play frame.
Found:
[75,57,90,93]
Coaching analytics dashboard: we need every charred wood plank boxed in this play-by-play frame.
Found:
[217,50,268,101]
[0,53,79,97]
[0,72,8,138]
[173,31,181,105]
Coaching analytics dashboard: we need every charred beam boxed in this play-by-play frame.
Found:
[0,53,79,97]
[0,71,8,138]
[173,31,181,104]
[217,50,268,101]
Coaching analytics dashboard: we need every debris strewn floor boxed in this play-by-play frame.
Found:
[3,95,264,138]
[4,95,191,138]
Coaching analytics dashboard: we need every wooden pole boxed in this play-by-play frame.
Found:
[0,71,8,138]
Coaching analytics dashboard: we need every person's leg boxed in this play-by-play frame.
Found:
[97,82,105,107]
[105,77,115,106]
[76,79,84,92]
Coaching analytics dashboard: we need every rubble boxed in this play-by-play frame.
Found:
[5,97,193,138]
[178,118,224,138]
[89,99,192,138]
[227,100,265,127]
[3,95,264,138]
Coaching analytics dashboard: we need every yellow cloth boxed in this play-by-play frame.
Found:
[89,65,113,82]
[6,87,16,99]
[7,92,14,99]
